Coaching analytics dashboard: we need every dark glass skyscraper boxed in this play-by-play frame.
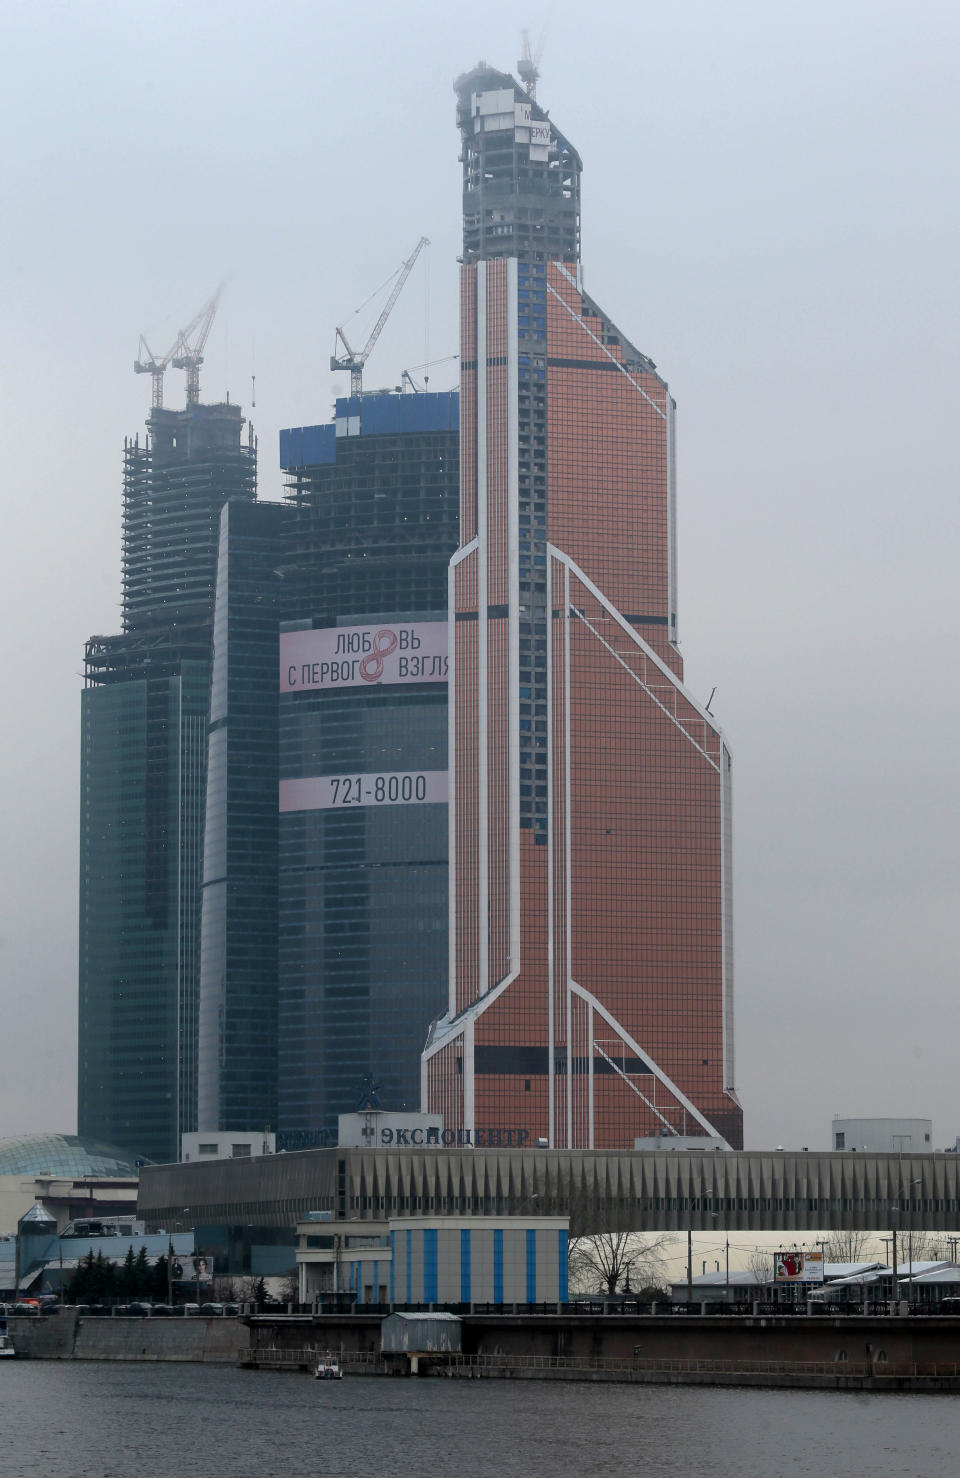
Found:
[424,67,742,1150]
[197,498,292,1135]
[276,392,459,1144]
[79,400,256,1164]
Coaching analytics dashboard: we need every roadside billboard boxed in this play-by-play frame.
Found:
[171,1256,212,1284]
[773,1250,824,1284]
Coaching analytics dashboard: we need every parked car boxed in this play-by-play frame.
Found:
[150,1304,175,1317]
[222,1303,240,1317]
[199,1302,224,1316]
[183,1303,200,1316]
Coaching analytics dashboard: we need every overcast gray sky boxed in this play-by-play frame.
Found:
[1,0,957,1152]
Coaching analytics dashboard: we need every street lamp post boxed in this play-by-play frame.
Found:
[890,1176,922,1308]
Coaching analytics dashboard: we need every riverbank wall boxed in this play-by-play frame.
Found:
[243,1310,960,1390]
[8,1312,247,1363]
[11,1311,960,1389]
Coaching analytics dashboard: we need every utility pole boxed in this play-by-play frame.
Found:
[687,1228,693,1302]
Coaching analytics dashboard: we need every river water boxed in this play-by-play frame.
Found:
[3,1363,958,1477]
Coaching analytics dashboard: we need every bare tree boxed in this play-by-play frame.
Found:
[903,1231,951,1264]
[225,1275,263,1306]
[568,1231,675,1296]
[825,1229,874,1264]
[279,1271,300,1307]
[746,1246,774,1285]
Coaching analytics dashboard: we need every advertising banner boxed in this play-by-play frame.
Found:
[280,622,447,693]
[171,1256,212,1284]
[773,1250,824,1284]
[280,770,447,814]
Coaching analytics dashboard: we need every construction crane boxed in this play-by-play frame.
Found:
[134,331,180,410]
[399,354,459,393]
[517,27,546,100]
[330,237,429,397]
[171,285,223,406]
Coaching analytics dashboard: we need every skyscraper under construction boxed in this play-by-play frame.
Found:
[423,66,743,1150]
[79,398,256,1164]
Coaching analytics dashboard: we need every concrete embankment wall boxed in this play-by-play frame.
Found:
[246,1310,960,1370]
[14,1310,960,1390]
[9,1313,249,1363]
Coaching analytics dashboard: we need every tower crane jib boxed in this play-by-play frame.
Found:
[330,236,430,397]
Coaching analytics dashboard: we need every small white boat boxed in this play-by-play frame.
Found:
[314,1350,342,1380]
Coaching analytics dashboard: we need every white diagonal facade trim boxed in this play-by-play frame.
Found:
[570,980,730,1146]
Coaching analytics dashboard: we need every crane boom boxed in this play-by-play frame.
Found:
[330,237,429,396]
[171,285,223,406]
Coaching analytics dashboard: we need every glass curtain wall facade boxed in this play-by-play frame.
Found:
[422,67,743,1150]
[277,393,458,1145]
[79,401,256,1164]
[197,499,292,1135]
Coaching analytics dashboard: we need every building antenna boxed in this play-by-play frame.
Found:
[251,373,256,409]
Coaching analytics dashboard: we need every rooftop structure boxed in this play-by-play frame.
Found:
[832,1118,934,1153]
[454,64,581,264]
[0,1135,145,1179]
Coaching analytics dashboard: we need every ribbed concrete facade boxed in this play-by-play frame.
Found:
[139,1149,960,1235]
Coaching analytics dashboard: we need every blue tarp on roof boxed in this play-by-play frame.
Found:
[279,422,337,470]
[280,391,458,469]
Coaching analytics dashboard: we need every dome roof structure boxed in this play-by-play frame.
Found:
[0,1134,146,1178]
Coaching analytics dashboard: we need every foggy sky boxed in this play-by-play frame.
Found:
[1,0,957,1151]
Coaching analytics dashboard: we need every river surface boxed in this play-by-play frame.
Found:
[3,1363,959,1477]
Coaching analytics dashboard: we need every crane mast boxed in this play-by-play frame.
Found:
[518,26,546,99]
[331,236,429,397]
[134,332,179,409]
